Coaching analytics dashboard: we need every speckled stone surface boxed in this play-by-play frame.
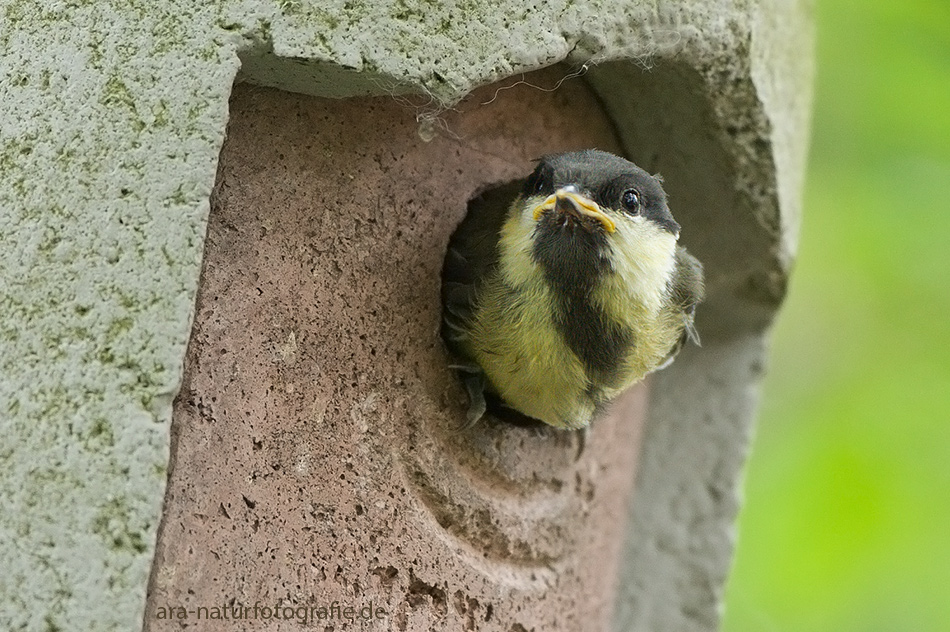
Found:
[146,75,645,632]
[1,1,811,630]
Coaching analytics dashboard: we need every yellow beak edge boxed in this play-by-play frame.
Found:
[532,189,616,233]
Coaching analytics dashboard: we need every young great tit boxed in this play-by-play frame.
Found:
[442,149,704,430]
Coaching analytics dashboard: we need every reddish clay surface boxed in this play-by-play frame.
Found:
[146,68,648,631]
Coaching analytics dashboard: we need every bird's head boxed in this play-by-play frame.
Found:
[501,150,681,302]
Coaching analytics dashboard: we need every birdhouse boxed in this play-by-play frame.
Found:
[1,2,811,631]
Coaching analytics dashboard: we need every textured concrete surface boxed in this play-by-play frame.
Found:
[1,5,237,631]
[1,1,811,630]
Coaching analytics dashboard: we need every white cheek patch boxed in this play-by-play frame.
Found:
[498,198,677,310]
[498,197,542,287]
[606,214,678,313]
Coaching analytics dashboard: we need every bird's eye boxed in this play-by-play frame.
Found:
[523,166,547,196]
[621,189,641,214]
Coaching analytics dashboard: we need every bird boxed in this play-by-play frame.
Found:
[441,149,704,430]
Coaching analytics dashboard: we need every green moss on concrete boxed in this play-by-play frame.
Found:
[0,1,238,628]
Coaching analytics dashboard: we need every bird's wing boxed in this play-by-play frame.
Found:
[440,181,521,356]
[441,181,522,425]
[671,245,705,341]
[653,245,706,372]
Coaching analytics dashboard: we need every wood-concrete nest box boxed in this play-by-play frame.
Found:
[1,2,811,631]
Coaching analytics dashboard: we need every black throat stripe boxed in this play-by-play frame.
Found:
[530,222,633,389]
[552,282,632,393]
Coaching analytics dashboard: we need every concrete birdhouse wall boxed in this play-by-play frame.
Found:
[1,3,811,632]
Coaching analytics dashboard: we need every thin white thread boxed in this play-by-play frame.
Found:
[479,57,602,107]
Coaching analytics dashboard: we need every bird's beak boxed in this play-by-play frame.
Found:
[532,188,616,233]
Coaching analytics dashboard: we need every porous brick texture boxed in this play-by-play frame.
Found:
[147,74,645,632]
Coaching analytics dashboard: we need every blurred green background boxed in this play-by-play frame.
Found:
[722,1,950,630]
